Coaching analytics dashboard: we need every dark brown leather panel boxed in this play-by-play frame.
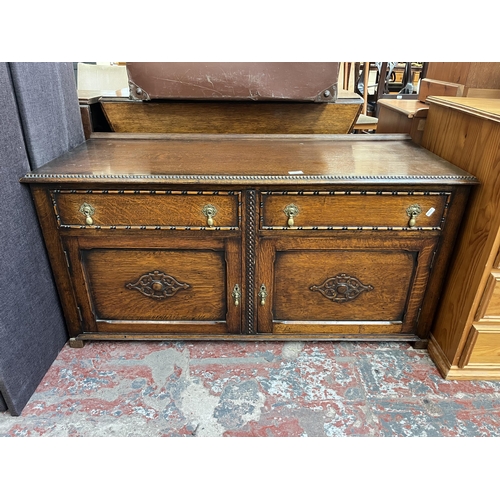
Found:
[126,62,339,102]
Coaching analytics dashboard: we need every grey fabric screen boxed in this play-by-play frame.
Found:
[9,62,84,168]
[0,62,84,416]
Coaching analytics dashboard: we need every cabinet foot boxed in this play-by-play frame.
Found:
[69,338,85,348]
[411,339,428,350]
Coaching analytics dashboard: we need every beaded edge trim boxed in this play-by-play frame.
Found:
[23,173,477,181]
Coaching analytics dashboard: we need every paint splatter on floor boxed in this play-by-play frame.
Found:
[2,340,500,437]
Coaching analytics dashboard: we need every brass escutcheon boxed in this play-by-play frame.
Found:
[79,202,95,225]
[283,203,300,227]
[232,284,241,306]
[406,204,422,227]
[202,204,217,227]
[258,284,268,306]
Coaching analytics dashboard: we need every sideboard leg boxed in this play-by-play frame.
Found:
[69,337,86,348]
[412,339,428,350]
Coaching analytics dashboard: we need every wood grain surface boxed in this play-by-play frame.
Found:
[21,135,476,186]
[422,102,500,365]
[256,233,438,335]
[53,190,240,228]
[100,101,361,134]
[22,136,475,347]
[424,63,500,91]
[468,328,500,364]
[260,191,447,229]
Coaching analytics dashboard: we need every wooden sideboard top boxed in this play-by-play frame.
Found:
[426,96,500,124]
[21,134,477,186]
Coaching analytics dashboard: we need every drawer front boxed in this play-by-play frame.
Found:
[467,327,500,365]
[475,272,500,322]
[52,190,241,229]
[260,191,449,230]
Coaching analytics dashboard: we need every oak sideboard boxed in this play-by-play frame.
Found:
[21,134,477,348]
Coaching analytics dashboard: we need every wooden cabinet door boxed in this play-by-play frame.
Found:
[63,234,241,337]
[256,234,438,338]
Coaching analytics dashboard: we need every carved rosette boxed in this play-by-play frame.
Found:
[126,270,190,300]
[310,273,373,303]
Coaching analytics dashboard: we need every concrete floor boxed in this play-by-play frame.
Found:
[2,340,500,437]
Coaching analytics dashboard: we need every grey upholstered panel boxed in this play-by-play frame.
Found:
[9,62,84,169]
[0,62,79,416]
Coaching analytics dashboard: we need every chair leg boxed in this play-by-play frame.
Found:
[362,62,370,115]
[343,62,352,90]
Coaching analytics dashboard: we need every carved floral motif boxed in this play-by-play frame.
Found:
[310,273,373,303]
[126,270,190,300]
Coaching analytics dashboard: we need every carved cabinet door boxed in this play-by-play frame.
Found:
[256,234,439,337]
[62,233,242,337]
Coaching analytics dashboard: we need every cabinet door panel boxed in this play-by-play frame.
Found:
[274,250,414,321]
[257,236,436,335]
[85,249,225,321]
[65,236,241,335]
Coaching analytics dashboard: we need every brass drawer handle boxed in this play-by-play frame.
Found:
[283,204,299,227]
[202,204,217,227]
[79,202,95,225]
[258,284,268,306]
[232,284,241,306]
[406,204,422,227]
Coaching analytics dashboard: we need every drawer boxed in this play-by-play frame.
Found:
[260,191,449,230]
[475,272,500,322]
[51,189,241,229]
[464,326,500,365]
